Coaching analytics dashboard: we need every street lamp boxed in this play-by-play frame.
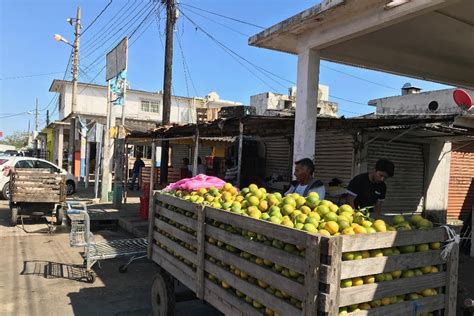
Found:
[53,34,73,47]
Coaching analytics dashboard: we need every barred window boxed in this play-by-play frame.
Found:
[141,100,160,113]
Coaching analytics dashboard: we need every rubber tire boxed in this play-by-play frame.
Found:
[86,271,96,283]
[2,182,10,200]
[66,180,75,196]
[55,207,64,225]
[10,207,18,226]
[151,270,175,316]
[119,264,128,273]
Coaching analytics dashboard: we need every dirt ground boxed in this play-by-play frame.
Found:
[0,200,220,316]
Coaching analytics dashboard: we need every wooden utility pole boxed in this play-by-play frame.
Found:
[160,0,176,185]
[34,98,39,157]
[68,7,81,174]
[46,110,50,126]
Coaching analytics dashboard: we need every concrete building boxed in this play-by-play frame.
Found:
[250,85,338,117]
[47,79,241,178]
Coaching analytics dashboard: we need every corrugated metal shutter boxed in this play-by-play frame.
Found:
[314,131,354,184]
[171,144,190,168]
[264,137,292,181]
[367,141,424,213]
[190,145,213,161]
[447,142,474,221]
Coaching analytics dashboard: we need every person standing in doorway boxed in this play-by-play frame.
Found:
[130,154,145,190]
[346,159,395,217]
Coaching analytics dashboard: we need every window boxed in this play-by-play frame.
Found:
[141,100,160,113]
[35,160,60,173]
[15,160,35,168]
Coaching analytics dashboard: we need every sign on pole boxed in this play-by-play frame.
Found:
[106,37,128,81]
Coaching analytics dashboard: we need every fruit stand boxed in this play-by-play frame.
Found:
[148,183,459,316]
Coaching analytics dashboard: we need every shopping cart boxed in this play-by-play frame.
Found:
[66,202,148,283]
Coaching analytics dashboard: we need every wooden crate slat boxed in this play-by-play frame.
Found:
[349,294,445,315]
[156,205,197,230]
[324,237,343,314]
[205,206,307,248]
[303,234,320,316]
[205,259,302,316]
[195,207,206,300]
[12,196,61,203]
[338,272,446,307]
[444,243,459,316]
[155,193,199,213]
[13,182,62,188]
[340,228,446,252]
[204,280,260,316]
[206,242,305,301]
[151,244,196,292]
[154,218,197,247]
[153,231,196,265]
[320,250,444,281]
[206,225,306,274]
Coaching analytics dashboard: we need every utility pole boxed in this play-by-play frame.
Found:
[160,0,176,185]
[68,7,81,175]
[46,110,50,126]
[34,98,39,157]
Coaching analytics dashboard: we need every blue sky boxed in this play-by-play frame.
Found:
[0,0,450,136]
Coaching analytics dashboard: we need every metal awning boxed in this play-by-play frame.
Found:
[249,0,474,89]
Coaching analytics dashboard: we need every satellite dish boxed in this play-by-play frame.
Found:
[453,89,473,111]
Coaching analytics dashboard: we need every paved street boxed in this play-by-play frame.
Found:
[0,200,220,316]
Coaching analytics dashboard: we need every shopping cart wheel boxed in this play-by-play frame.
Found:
[151,270,175,316]
[119,264,128,273]
[86,271,96,283]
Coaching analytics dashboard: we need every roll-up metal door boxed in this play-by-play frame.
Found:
[264,137,292,181]
[314,131,354,184]
[447,142,474,221]
[367,140,424,213]
[171,144,190,168]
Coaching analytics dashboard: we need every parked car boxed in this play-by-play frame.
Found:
[0,157,77,199]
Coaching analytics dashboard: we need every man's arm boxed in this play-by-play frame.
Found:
[347,194,356,209]
[374,200,383,218]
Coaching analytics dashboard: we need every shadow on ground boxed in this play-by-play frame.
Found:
[20,260,91,283]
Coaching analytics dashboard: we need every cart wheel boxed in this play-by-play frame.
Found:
[119,264,128,273]
[10,207,18,227]
[151,271,175,316]
[86,271,96,283]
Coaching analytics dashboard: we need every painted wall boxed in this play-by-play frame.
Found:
[370,88,474,115]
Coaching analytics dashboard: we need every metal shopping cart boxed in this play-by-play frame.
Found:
[66,202,148,283]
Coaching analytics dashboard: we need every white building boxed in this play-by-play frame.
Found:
[250,85,337,117]
[48,79,241,177]
[369,83,474,115]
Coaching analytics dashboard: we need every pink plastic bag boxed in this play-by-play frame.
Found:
[163,174,226,192]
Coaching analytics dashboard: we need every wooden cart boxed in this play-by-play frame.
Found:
[149,192,459,316]
[10,168,66,226]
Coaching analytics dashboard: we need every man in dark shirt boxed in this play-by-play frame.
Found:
[130,154,145,190]
[347,159,394,217]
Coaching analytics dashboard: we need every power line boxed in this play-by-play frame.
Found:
[176,25,199,97]
[330,95,367,106]
[81,0,113,36]
[0,71,64,81]
[179,2,266,29]
[81,0,137,52]
[321,63,399,91]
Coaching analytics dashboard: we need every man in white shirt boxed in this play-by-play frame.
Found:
[285,158,325,199]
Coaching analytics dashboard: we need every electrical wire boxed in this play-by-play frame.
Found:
[81,0,113,36]
[179,2,266,29]
[0,71,64,81]
[176,25,199,97]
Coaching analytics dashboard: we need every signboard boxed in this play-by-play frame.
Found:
[109,70,127,106]
[106,37,128,81]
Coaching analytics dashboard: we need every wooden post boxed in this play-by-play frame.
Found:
[147,139,156,259]
[444,242,459,316]
[124,142,129,204]
[193,129,199,176]
[85,141,90,188]
[326,236,343,316]
[195,205,206,299]
[236,121,243,187]
[303,234,320,316]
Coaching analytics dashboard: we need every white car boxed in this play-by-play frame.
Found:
[0,156,77,199]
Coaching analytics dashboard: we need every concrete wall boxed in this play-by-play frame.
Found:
[370,88,474,115]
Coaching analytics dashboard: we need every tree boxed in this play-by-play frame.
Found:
[0,131,29,149]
